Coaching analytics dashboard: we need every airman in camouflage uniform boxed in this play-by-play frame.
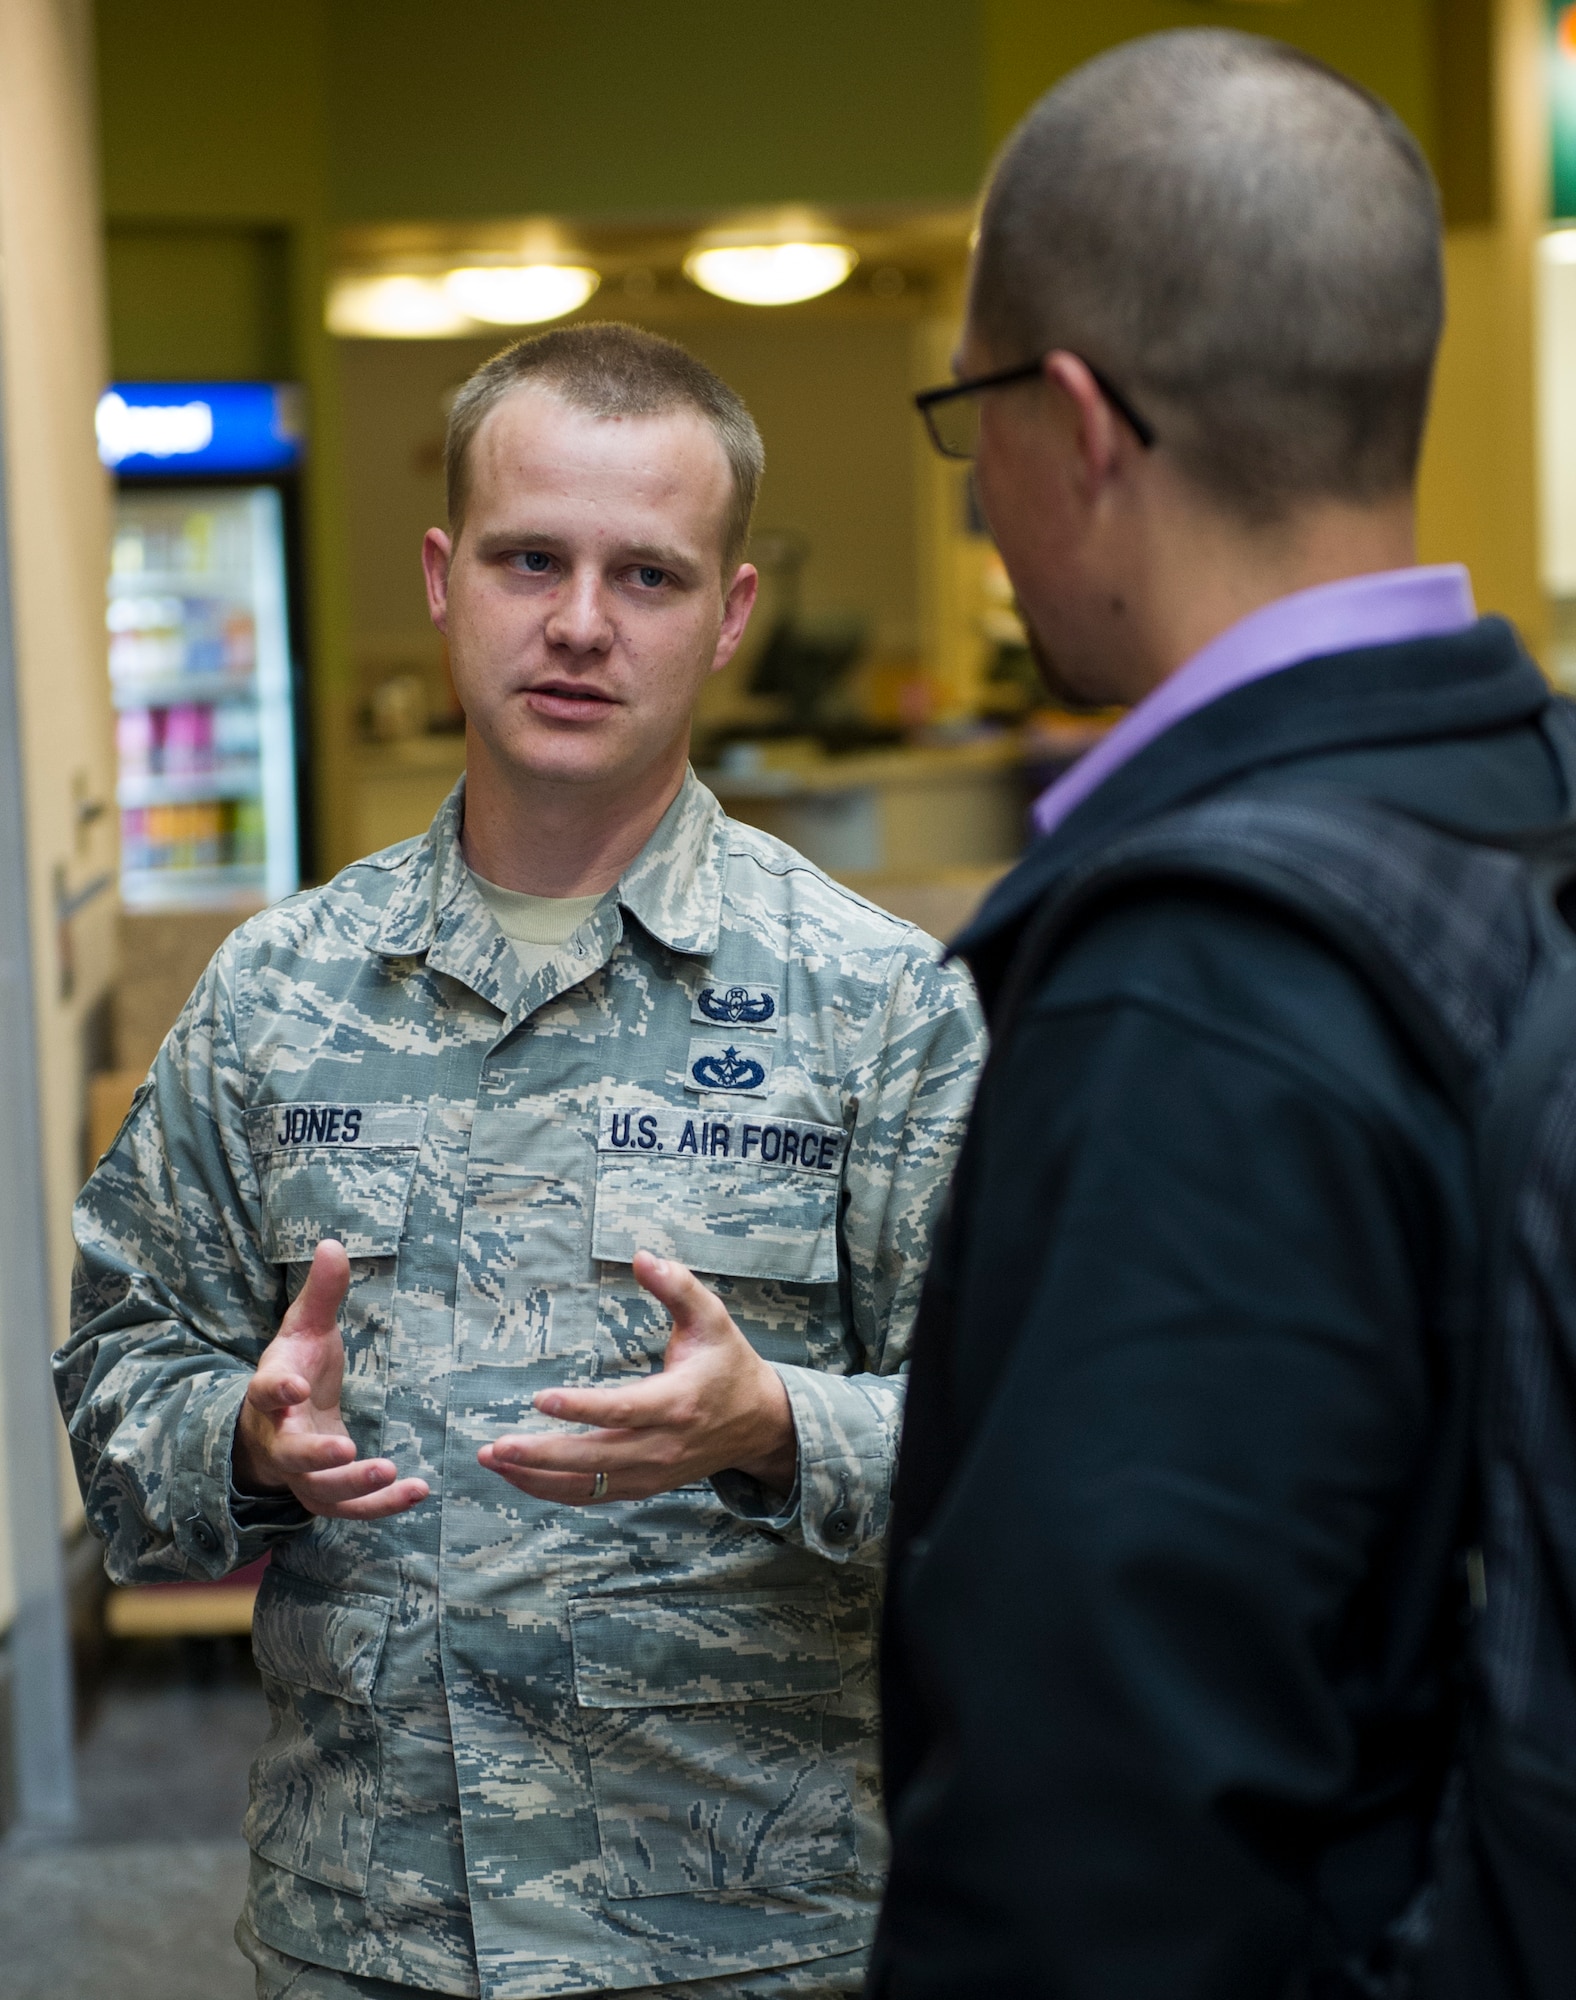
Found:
[55,319,985,2000]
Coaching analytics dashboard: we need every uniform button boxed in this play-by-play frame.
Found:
[189,1518,219,1554]
[822,1507,855,1544]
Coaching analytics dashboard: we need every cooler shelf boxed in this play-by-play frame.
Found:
[118,768,263,808]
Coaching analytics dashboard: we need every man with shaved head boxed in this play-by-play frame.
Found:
[873,29,1559,2000]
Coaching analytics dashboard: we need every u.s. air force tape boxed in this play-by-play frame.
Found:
[597,1105,844,1173]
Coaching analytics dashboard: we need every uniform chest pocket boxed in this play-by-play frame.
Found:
[569,1585,855,1900]
[247,1103,427,1263]
[591,1103,842,1285]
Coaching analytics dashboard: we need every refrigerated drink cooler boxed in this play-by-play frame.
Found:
[99,382,309,913]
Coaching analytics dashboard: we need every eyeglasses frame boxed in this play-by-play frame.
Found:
[914,353,1159,458]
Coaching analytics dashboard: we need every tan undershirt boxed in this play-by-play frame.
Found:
[470,870,604,981]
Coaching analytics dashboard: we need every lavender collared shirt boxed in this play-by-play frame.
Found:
[1031,564,1478,839]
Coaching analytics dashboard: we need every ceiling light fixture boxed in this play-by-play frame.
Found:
[326,275,473,338]
[683,242,857,306]
[443,264,600,325]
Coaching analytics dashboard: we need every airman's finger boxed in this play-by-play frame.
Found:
[482,1431,655,1477]
[631,1251,724,1330]
[246,1370,312,1415]
[283,1238,351,1340]
[487,1464,662,1505]
[294,1455,402,1507]
[532,1379,671,1426]
[316,1476,430,1521]
[267,1431,358,1476]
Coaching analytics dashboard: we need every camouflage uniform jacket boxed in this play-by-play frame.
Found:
[57,772,985,1999]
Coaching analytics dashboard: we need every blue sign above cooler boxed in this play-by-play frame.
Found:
[95,381,303,478]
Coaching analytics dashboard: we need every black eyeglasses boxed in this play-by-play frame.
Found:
[914,354,1158,460]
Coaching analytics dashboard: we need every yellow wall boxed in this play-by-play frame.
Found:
[1418,0,1548,653]
[0,0,119,1624]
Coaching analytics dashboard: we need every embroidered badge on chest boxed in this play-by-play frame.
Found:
[691,982,780,1030]
[684,1035,775,1094]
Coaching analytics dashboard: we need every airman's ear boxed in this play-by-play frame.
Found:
[710,563,760,676]
[422,527,454,632]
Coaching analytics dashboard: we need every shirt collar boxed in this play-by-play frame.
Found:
[371,765,726,965]
[1032,564,1478,841]
[614,767,727,957]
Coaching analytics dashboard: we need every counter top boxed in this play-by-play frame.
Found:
[700,723,1111,800]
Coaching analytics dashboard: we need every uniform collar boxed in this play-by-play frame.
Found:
[614,767,727,958]
[371,766,727,970]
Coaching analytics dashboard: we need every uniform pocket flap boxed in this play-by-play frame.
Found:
[248,1103,427,1262]
[569,1586,841,1708]
[592,1108,842,1284]
[251,1571,391,1704]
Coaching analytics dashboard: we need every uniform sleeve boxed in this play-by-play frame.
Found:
[54,937,304,1583]
[713,942,986,1563]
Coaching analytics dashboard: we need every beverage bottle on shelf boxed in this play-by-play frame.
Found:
[116,708,154,779]
[184,597,224,676]
[144,804,171,872]
[233,796,266,868]
[214,699,260,775]
[194,801,222,867]
[119,807,148,873]
[163,703,215,778]
[223,610,256,675]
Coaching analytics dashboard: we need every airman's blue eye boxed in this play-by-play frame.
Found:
[516,551,552,572]
[637,566,665,588]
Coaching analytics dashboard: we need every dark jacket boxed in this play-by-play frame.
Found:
[870,621,1565,2000]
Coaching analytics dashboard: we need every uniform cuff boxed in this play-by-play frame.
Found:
[711,1363,902,1564]
[169,1372,308,1575]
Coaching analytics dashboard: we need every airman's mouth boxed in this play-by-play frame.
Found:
[523,683,620,717]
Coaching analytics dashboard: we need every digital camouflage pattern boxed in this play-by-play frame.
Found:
[57,773,985,1999]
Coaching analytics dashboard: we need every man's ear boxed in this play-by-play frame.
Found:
[1043,352,1126,501]
[710,563,760,675]
[422,527,454,632]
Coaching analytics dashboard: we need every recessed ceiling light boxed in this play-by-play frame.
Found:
[683,242,857,306]
[326,275,472,338]
[443,264,600,325]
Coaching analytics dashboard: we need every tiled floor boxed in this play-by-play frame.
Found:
[0,1637,266,1999]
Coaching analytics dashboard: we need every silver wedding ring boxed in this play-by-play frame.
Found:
[590,1471,608,1501]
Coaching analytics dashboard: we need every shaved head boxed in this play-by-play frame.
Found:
[970,30,1443,521]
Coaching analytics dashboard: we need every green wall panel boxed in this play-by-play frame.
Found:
[96,0,326,221]
[982,0,1438,163]
[322,0,987,222]
[106,226,293,379]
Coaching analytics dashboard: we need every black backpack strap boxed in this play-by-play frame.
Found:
[989,792,1534,1110]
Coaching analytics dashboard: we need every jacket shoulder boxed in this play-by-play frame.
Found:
[719,813,957,977]
[720,820,928,952]
[220,835,425,967]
